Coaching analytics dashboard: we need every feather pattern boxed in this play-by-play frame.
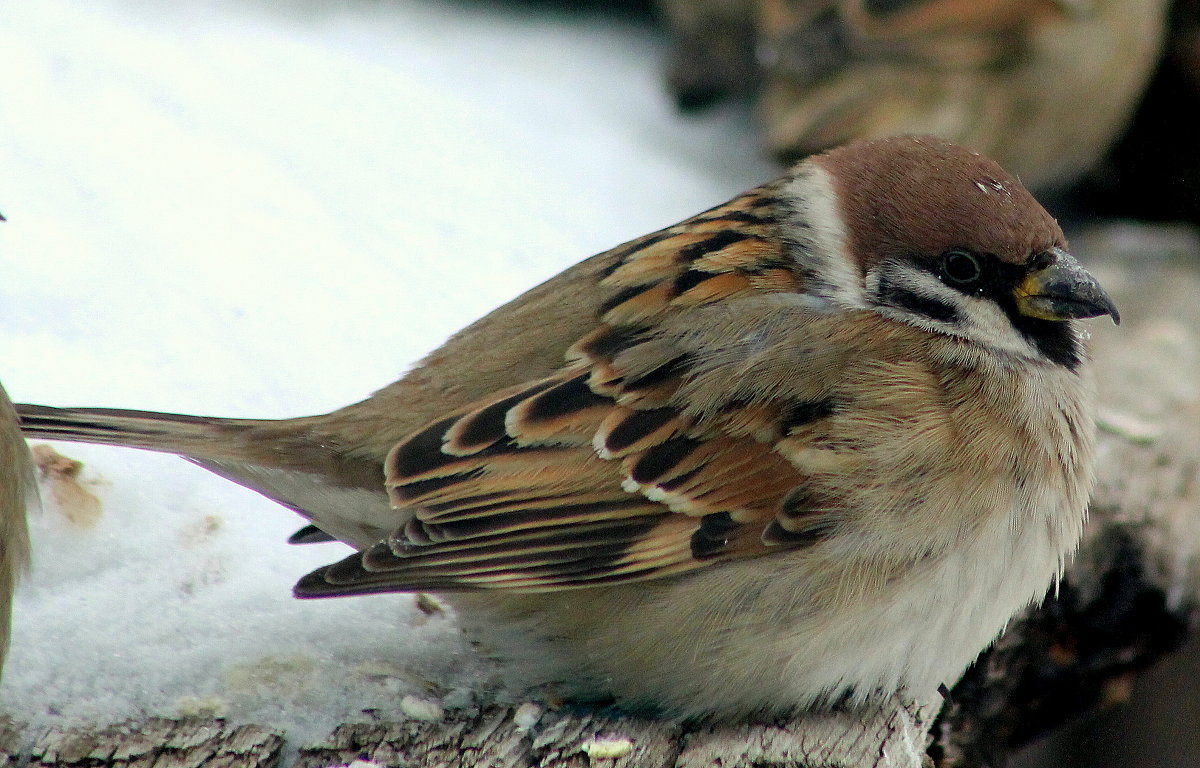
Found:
[294,183,844,596]
[13,137,1116,715]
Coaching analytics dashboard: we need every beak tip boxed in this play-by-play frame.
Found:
[1102,297,1121,326]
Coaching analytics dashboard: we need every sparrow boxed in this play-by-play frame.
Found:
[1,382,35,680]
[659,0,1169,190]
[15,136,1119,715]
[1079,0,1200,222]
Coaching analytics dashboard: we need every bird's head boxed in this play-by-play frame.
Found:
[784,135,1118,369]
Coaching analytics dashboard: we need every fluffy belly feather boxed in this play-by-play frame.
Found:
[447,492,1080,715]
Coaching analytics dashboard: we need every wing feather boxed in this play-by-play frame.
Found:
[293,179,856,598]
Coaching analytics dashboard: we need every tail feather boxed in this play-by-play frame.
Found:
[16,403,396,550]
[16,404,256,462]
[288,523,337,545]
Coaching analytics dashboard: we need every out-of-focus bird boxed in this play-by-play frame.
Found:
[659,0,1169,190]
[1,381,35,681]
[16,136,1119,715]
[1079,0,1200,221]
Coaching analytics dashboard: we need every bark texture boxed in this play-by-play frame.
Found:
[0,717,283,768]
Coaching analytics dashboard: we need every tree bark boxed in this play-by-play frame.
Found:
[0,716,282,768]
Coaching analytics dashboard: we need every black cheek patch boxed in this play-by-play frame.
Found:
[1000,301,1083,371]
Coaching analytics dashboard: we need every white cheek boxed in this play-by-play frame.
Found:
[955,297,1048,359]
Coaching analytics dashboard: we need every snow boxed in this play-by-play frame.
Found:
[0,0,776,745]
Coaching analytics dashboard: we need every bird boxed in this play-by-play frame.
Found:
[659,0,1169,191]
[1,382,35,681]
[14,135,1119,716]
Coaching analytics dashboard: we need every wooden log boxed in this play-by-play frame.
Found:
[1,715,25,768]
[25,718,282,768]
[293,697,933,768]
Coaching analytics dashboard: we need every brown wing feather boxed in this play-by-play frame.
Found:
[294,180,848,597]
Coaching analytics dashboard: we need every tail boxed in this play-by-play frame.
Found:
[1,386,37,680]
[16,403,394,550]
[16,404,253,460]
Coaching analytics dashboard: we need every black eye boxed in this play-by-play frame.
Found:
[941,249,982,284]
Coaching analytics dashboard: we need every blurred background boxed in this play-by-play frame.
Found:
[654,0,1200,222]
[1,0,1197,764]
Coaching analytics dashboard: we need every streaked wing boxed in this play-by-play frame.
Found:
[294,370,833,594]
[295,180,845,595]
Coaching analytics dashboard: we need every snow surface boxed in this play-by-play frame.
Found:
[0,0,776,744]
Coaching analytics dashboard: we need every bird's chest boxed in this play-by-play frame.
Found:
[818,355,1091,561]
[726,361,1093,701]
[814,368,1090,679]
